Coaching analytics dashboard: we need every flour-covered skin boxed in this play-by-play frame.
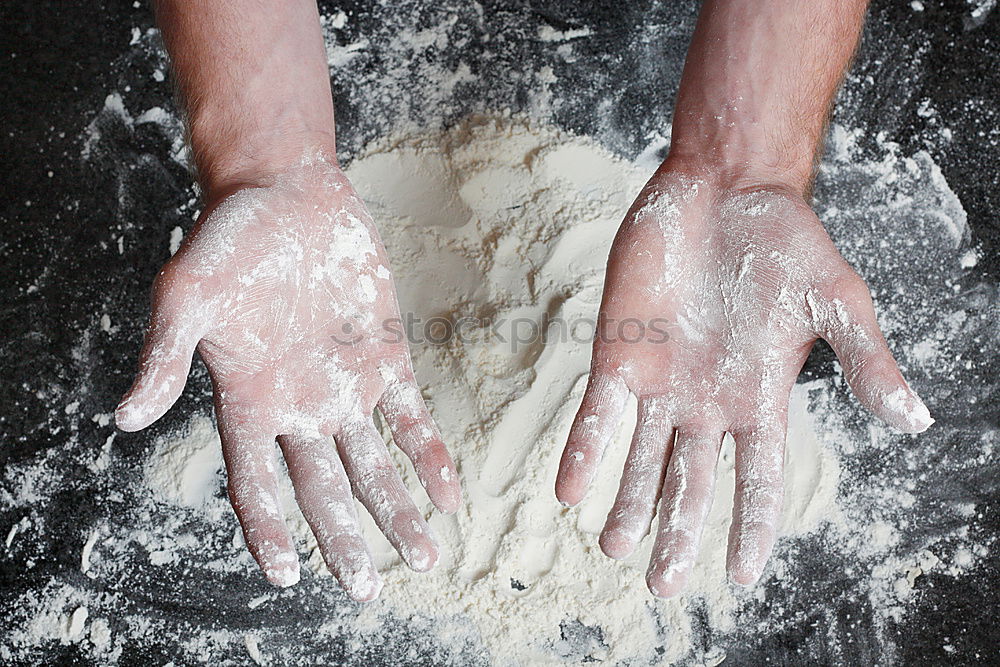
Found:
[116,156,461,600]
[556,167,933,597]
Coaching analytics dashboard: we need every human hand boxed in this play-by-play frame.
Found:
[116,155,461,601]
[555,164,932,597]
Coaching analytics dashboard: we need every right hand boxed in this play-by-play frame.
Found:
[116,154,461,601]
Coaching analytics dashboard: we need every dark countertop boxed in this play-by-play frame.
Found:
[1,1,998,665]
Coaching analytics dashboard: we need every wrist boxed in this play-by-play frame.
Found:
[155,0,337,199]
[192,125,337,201]
[665,117,816,197]
[656,151,810,201]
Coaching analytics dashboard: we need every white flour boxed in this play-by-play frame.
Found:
[4,106,991,664]
[2,0,995,659]
[2,108,990,665]
[145,116,847,664]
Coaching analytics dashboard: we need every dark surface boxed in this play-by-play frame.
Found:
[1,0,999,665]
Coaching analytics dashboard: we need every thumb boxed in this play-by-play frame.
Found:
[812,283,933,434]
[116,270,212,431]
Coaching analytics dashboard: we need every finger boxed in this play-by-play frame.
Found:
[337,420,440,572]
[600,397,674,560]
[279,434,382,602]
[556,373,630,507]
[377,376,461,514]
[727,422,786,587]
[812,287,932,433]
[646,430,723,598]
[218,411,299,587]
[116,271,212,431]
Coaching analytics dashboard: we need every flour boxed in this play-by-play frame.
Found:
[3,0,995,654]
[140,116,841,664]
[964,0,996,27]
[147,417,223,507]
[2,107,993,664]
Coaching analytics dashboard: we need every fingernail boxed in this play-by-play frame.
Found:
[555,486,583,508]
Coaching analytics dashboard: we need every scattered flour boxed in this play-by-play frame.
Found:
[3,110,994,665]
[3,3,995,661]
[140,117,842,664]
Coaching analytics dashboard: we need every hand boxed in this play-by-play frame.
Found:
[555,163,932,597]
[116,155,461,601]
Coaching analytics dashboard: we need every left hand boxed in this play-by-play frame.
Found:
[555,163,932,597]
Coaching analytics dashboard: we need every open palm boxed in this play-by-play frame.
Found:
[556,167,932,597]
[117,158,460,601]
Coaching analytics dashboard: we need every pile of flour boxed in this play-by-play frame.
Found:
[146,115,842,664]
[5,103,986,664]
[3,3,991,661]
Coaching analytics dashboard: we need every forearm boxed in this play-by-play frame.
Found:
[667,0,869,193]
[155,0,334,197]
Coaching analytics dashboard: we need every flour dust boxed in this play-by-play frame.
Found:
[4,110,991,665]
